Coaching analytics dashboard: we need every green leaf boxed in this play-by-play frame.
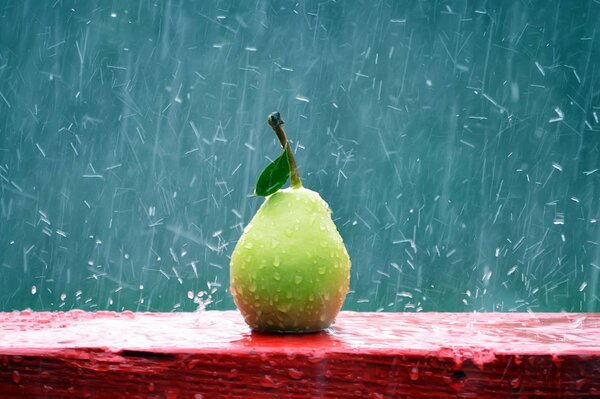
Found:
[255,149,290,196]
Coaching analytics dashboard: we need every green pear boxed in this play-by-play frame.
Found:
[230,112,351,333]
[230,187,350,332]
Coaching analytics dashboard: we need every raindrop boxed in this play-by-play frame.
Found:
[409,367,419,381]
[287,368,303,380]
[277,303,290,312]
[12,370,20,384]
[510,376,521,389]
[260,375,282,388]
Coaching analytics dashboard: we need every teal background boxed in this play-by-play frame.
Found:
[1,1,599,312]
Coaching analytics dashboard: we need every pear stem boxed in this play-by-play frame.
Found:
[267,112,303,188]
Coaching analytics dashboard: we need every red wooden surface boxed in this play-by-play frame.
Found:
[0,310,599,398]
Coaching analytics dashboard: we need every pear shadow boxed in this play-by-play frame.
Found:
[232,327,345,351]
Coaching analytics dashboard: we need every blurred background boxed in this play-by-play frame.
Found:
[1,0,599,312]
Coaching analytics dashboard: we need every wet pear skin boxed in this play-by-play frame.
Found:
[230,187,351,333]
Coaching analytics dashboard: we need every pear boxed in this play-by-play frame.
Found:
[230,113,351,333]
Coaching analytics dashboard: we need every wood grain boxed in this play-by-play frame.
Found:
[0,311,599,398]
